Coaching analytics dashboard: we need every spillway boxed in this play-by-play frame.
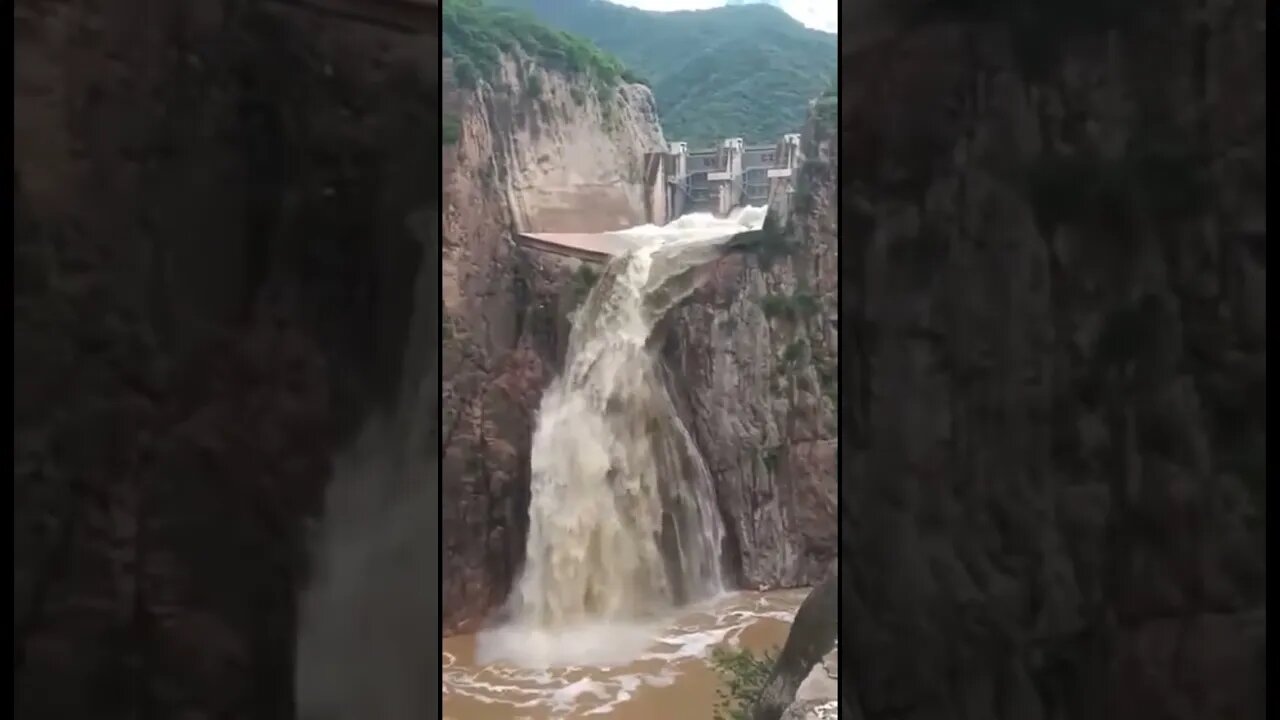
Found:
[478,207,768,669]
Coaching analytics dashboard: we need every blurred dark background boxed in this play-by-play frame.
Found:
[14,1,439,717]
[838,0,1265,718]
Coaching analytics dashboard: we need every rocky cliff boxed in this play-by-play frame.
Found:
[667,102,840,590]
[441,55,665,631]
[440,50,843,630]
[14,2,440,717]
[840,2,1265,719]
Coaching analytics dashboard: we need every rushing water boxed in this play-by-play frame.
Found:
[478,207,768,670]
[445,588,807,720]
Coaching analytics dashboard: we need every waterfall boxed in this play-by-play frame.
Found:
[479,207,767,669]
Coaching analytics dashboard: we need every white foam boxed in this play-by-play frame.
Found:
[609,206,767,244]
[445,590,806,718]
[476,619,662,669]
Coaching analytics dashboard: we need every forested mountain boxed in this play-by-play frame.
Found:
[490,0,836,147]
[443,0,637,90]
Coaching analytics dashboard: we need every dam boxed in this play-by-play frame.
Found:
[518,133,802,262]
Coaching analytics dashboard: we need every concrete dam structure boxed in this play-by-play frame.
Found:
[668,134,803,218]
[517,133,802,263]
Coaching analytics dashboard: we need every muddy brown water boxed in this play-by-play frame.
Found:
[442,588,807,720]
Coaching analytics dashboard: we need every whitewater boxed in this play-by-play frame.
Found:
[478,206,768,669]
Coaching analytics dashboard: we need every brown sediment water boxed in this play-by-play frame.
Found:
[443,209,786,720]
[442,588,806,720]
[512,209,769,632]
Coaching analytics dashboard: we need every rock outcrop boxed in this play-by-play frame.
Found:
[839,2,1266,718]
[750,572,839,720]
[14,2,440,717]
[667,100,840,590]
[441,54,666,631]
[781,648,840,720]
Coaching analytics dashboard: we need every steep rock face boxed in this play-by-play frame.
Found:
[840,2,1265,719]
[14,2,439,717]
[667,105,839,589]
[750,573,839,720]
[441,58,664,631]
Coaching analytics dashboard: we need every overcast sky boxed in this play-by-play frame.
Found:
[609,0,836,34]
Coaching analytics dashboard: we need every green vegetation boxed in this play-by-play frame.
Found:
[792,170,816,218]
[443,113,461,145]
[793,293,820,317]
[443,0,631,94]
[813,92,837,126]
[761,446,780,472]
[812,76,837,124]
[710,644,776,720]
[754,212,797,271]
[816,355,836,394]
[490,0,836,146]
[525,71,544,98]
[570,264,599,305]
[759,294,792,319]
[759,291,820,321]
[781,339,808,366]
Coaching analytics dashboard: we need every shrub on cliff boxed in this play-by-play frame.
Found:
[570,264,599,305]
[525,71,543,98]
[812,94,837,126]
[442,113,461,145]
[710,645,777,720]
[759,292,819,322]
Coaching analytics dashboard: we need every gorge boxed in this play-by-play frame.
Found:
[437,3,839,715]
[439,5,839,642]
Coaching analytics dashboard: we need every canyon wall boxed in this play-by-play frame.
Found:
[667,101,840,590]
[441,57,665,630]
[14,2,439,717]
[839,1,1265,718]
[440,54,843,630]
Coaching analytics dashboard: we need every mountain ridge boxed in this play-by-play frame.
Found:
[491,0,836,146]
[723,0,836,33]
